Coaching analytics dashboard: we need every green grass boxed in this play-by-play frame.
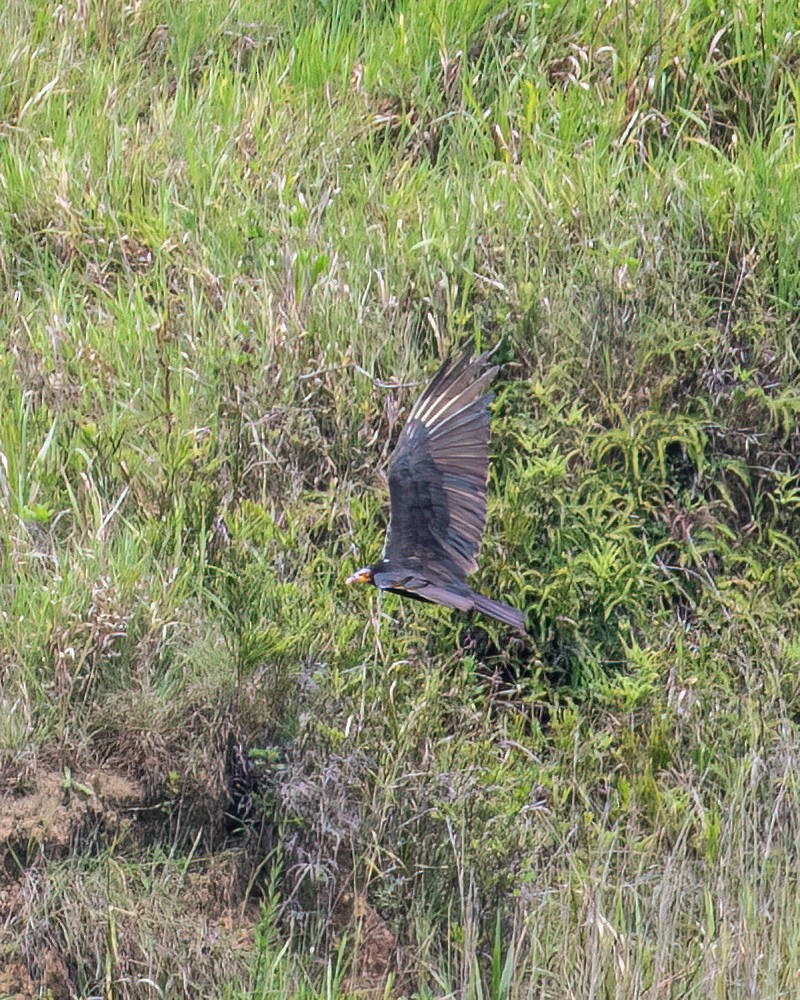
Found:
[0,0,799,996]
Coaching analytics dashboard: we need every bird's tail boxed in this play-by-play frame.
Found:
[470,592,526,633]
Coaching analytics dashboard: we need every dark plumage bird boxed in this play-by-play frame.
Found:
[347,348,526,633]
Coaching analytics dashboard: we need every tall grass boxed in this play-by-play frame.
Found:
[0,0,798,996]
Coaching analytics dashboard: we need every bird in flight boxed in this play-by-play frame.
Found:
[347,347,525,632]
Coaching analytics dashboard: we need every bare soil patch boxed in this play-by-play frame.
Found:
[0,768,267,998]
[1,767,144,872]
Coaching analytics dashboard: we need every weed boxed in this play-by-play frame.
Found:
[1,0,799,996]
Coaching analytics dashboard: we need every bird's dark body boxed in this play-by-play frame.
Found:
[385,586,430,604]
[352,348,525,633]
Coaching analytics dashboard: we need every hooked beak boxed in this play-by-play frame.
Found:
[346,569,372,585]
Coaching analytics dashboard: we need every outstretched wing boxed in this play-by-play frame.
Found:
[384,349,498,584]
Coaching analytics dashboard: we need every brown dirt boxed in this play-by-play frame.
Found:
[1,768,146,998]
[0,767,144,873]
[335,891,400,997]
[0,960,36,1000]
[0,768,265,998]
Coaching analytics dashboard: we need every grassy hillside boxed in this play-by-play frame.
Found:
[1,0,799,996]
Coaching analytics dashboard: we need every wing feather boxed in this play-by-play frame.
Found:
[384,348,498,583]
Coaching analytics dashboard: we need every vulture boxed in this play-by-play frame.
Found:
[347,348,525,632]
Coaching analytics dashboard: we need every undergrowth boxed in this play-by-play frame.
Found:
[1,0,798,997]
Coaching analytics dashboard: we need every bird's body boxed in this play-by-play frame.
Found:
[347,348,525,633]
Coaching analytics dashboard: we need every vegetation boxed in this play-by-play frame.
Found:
[1,0,798,996]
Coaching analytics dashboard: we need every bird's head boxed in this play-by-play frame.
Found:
[346,566,374,586]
